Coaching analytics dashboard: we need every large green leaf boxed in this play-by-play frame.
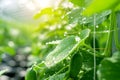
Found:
[83,0,120,16]
[45,29,90,67]
[115,4,120,11]
[69,0,92,6]
[36,62,69,80]
[68,8,111,25]
[69,0,84,6]
[97,51,120,80]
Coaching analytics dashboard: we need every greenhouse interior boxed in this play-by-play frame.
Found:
[0,0,120,80]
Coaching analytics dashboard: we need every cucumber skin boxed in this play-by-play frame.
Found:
[69,52,82,78]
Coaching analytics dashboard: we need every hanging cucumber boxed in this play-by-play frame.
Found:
[69,52,82,78]
[90,37,100,52]
[25,68,37,80]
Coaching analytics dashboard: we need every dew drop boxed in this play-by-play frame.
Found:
[82,17,87,21]
[82,17,87,24]
[75,36,80,42]
[66,56,71,61]
[52,57,56,64]
[96,25,99,28]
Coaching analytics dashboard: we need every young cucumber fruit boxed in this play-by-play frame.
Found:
[69,52,82,78]
[25,68,37,80]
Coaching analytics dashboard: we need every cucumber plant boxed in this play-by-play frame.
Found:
[25,0,120,80]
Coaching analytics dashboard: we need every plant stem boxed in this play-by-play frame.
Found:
[103,12,114,57]
[113,12,120,51]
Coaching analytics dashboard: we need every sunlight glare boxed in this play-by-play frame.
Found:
[37,0,51,8]
[26,2,35,10]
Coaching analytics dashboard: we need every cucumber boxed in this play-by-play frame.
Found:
[90,37,99,52]
[25,68,37,80]
[69,52,82,78]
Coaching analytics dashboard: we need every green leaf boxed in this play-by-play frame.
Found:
[115,4,120,11]
[46,73,66,80]
[34,8,53,19]
[0,46,15,56]
[68,8,83,24]
[25,68,37,80]
[44,61,68,78]
[69,0,84,6]
[69,0,92,6]
[45,29,90,67]
[83,0,120,16]
[68,8,111,25]
[45,36,76,67]
[97,51,120,80]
